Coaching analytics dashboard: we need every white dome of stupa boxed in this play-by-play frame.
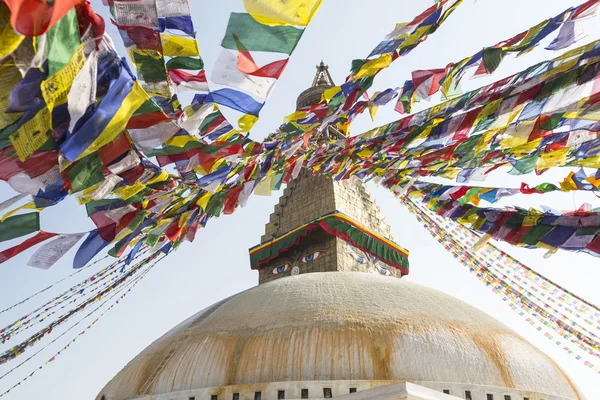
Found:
[97,272,583,400]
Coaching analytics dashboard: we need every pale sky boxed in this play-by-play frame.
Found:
[0,0,599,399]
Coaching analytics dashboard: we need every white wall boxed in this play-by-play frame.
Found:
[126,380,579,400]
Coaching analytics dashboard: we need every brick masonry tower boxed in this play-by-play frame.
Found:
[251,62,409,285]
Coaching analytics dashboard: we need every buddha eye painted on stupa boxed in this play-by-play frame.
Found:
[345,248,395,277]
[269,244,327,276]
[253,224,404,284]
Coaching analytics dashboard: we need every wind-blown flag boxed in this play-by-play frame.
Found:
[68,50,98,133]
[4,0,78,36]
[168,69,209,92]
[211,50,276,101]
[0,231,57,263]
[243,0,322,26]
[235,38,289,79]
[0,212,39,242]
[27,232,85,269]
[45,8,81,76]
[221,13,304,54]
[60,65,147,162]
[204,88,264,116]
[412,68,447,99]
[73,229,110,269]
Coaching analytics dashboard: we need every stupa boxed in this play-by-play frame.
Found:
[96,64,584,400]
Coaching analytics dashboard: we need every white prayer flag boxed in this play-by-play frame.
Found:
[211,50,276,101]
[27,233,86,270]
[68,51,98,133]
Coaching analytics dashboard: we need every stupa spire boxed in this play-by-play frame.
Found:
[312,60,334,87]
[248,63,409,285]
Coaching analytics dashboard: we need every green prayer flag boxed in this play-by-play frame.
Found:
[0,212,40,242]
[131,51,168,83]
[521,224,553,245]
[166,56,204,71]
[46,9,81,76]
[133,99,163,116]
[206,190,227,217]
[509,156,538,175]
[221,13,304,54]
[534,183,559,193]
[66,153,105,192]
[482,47,505,74]
[199,111,224,135]
[539,113,565,130]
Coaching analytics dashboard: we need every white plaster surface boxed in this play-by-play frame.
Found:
[97,273,583,400]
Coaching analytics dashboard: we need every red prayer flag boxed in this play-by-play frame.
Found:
[4,0,79,36]
[0,231,58,264]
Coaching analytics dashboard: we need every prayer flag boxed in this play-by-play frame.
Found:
[0,212,39,242]
[204,89,264,116]
[3,0,78,36]
[166,56,204,70]
[161,35,200,57]
[61,69,147,162]
[221,13,304,54]
[0,230,57,263]
[28,232,85,269]
[243,0,322,26]
[211,50,276,101]
[73,229,110,269]
[45,8,81,76]
[168,69,209,92]
[68,50,98,133]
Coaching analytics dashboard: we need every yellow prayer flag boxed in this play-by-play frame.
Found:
[254,175,274,196]
[114,181,146,200]
[0,3,24,60]
[474,99,502,126]
[41,45,85,111]
[357,148,375,159]
[1,201,39,222]
[284,110,307,122]
[512,138,542,157]
[9,108,52,161]
[537,148,569,170]
[355,54,393,79]
[323,86,341,102]
[166,134,198,148]
[523,210,542,227]
[368,105,379,121]
[161,35,200,57]
[145,170,170,186]
[196,192,212,211]
[238,114,259,132]
[243,0,322,26]
[76,183,101,205]
[0,63,23,129]
[179,210,195,228]
[560,172,578,191]
[400,26,430,48]
[500,119,536,149]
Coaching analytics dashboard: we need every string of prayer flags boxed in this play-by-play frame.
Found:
[395,0,600,114]
[404,172,599,207]
[404,197,600,373]
[0,253,165,398]
[107,0,204,111]
[271,0,465,145]
[405,188,600,257]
